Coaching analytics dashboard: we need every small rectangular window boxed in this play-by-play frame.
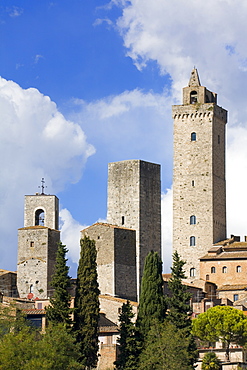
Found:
[30,242,34,248]
[233,294,239,302]
[218,135,220,144]
[122,216,124,225]
[192,180,195,187]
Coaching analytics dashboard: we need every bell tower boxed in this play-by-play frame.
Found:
[172,69,227,280]
[17,181,60,299]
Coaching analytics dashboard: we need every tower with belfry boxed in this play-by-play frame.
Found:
[172,69,227,280]
[17,179,60,299]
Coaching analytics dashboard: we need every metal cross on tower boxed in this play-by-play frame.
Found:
[38,178,47,195]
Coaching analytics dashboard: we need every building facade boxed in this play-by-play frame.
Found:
[107,159,161,297]
[172,68,227,280]
[17,193,60,299]
[81,223,137,302]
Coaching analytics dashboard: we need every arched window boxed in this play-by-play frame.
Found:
[191,132,196,141]
[190,215,196,225]
[222,266,227,273]
[35,209,45,226]
[190,268,196,277]
[236,266,241,273]
[190,91,198,104]
[190,236,196,246]
[211,266,216,273]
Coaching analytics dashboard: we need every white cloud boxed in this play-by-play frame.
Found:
[0,77,95,270]
[7,6,23,18]
[60,209,87,264]
[113,0,247,241]
[71,89,173,168]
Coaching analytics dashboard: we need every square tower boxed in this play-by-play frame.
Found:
[81,223,137,302]
[17,192,60,299]
[172,69,227,281]
[107,160,161,298]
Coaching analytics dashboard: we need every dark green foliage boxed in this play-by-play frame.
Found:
[166,251,197,368]
[202,352,221,370]
[138,320,192,370]
[166,251,191,328]
[74,236,100,369]
[114,301,139,370]
[0,320,83,369]
[136,251,166,339]
[46,242,72,327]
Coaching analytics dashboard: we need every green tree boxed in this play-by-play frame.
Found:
[46,242,72,327]
[136,251,166,339]
[192,305,247,361]
[114,301,138,370]
[138,320,191,370]
[74,236,100,369]
[0,322,83,370]
[166,251,197,368]
[201,352,221,370]
[166,251,192,329]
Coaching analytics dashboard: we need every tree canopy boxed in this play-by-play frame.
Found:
[166,251,197,368]
[201,352,221,370]
[74,236,100,369]
[136,251,166,338]
[46,242,72,327]
[0,320,82,370]
[138,320,192,370]
[192,305,247,361]
[114,301,139,370]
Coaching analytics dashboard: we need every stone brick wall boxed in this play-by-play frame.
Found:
[82,223,137,301]
[172,91,227,280]
[17,227,60,299]
[107,160,161,298]
[24,194,59,230]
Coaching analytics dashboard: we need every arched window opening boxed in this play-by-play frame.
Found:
[191,132,196,141]
[35,209,45,226]
[190,268,196,277]
[190,91,198,104]
[237,266,241,273]
[30,284,33,293]
[211,266,216,274]
[222,266,227,273]
[190,236,196,246]
[190,215,196,225]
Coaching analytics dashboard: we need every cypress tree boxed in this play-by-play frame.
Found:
[166,251,197,368]
[136,251,166,338]
[74,236,100,369]
[114,301,138,370]
[46,242,72,327]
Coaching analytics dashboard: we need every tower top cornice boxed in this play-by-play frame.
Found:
[188,68,201,87]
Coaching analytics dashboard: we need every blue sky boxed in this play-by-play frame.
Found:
[1,0,247,277]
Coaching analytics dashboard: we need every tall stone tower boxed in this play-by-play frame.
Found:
[17,191,60,299]
[172,69,227,280]
[107,160,161,298]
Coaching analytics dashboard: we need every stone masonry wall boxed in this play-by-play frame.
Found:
[172,102,227,280]
[24,195,59,230]
[107,160,161,298]
[81,223,137,301]
[17,227,60,299]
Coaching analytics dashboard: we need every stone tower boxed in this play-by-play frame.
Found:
[81,223,137,302]
[17,192,60,299]
[107,160,161,298]
[172,68,227,280]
